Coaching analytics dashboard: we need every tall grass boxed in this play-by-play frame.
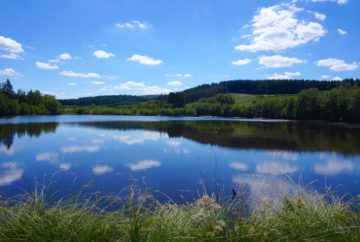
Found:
[0,185,360,241]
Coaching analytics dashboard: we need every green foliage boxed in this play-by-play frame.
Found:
[0,79,62,116]
[0,188,360,241]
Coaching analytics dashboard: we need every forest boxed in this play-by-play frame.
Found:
[0,79,62,116]
[64,85,360,123]
[2,78,360,123]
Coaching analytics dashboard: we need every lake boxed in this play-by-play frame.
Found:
[1,115,360,206]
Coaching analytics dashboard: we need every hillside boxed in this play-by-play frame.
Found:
[59,94,163,106]
[176,79,360,103]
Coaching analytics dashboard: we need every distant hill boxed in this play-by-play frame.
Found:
[59,79,360,106]
[177,79,360,103]
[59,94,162,106]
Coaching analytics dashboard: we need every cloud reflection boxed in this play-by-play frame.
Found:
[166,140,181,147]
[129,160,161,171]
[92,164,113,175]
[59,163,71,171]
[0,162,23,186]
[314,159,354,175]
[0,146,15,155]
[256,162,298,175]
[36,152,58,161]
[61,145,100,154]
[229,162,249,171]
[113,131,163,145]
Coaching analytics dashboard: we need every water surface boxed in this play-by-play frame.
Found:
[1,115,360,204]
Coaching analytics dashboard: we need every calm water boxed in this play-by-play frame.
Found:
[1,115,360,204]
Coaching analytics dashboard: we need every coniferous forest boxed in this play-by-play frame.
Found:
[0,79,62,115]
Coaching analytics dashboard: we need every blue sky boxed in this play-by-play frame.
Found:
[0,0,359,98]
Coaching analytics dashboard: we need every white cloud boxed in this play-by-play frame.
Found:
[129,160,161,171]
[127,54,163,65]
[229,162,249,171]
[60,70,101,78]
[36,152,58,161]
[167,80,182,86]
[232,59,252,66]
[67,82,77,86]
[266,71,301,79]
[310,0,348,5]
[36,62,59,70]
[321,74,330,79]
[93,50,115,59]
[0,68,17,76]
[59,52,72,60]
[337,29,347,35]
[235,3,326,52]
[113,81,171,94]
[92,165,113,175]
[61,145,100,154]
[314,159,353,175]
[316,58,358,71]
[0,35,24,60]
[91,80,105,85]
[314,12,326,21]
[256,162,298,175]
[0,162,23,186]
[332,76,343,81]
[258,55,305,68]
[115,20,150,30]
[165,73,192,78]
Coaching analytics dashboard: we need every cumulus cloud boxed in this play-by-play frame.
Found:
[36,62,59,70]
[310,0,348,5]
[232,59,252,66]
[256,162,298,175]
[67,82,77,86]
[60,70,100,78]
[92,165,113,175]
[165,73,192,78]
[0,68,17,76]
[0,162,23,186]
[91,80,105,85]
[129,160,161,171]
[127,54,163,65]
[258,55,305,68]
[0,35,24,60]
[93,50,115,59]
[332,76,343,81]
[59,52,72,60]
[313,12,326,21]
[235,3,326,52]
[113,81,171,94]
[316,58,358,71]
[266,71,301,79]
[337,29,347,35]
[115,20,150,30]
[167,80,182,86]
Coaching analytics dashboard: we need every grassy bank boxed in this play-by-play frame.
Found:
[1,187,360,241]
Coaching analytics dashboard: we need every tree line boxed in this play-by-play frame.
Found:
[0,79,62,116]
[169,79,360,104]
